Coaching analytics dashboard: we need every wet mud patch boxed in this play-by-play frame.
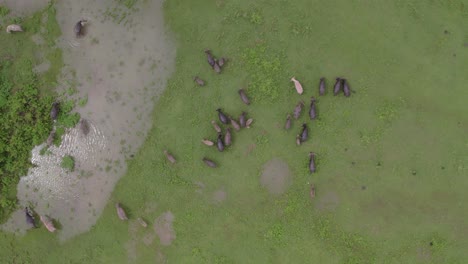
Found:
[260,158,292,195]
[153,211,176,246]
[1,0,175,241]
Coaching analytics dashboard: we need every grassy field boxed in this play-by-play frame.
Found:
[1,0,468,263]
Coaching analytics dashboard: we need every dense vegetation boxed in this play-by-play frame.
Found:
[0,3,78,222]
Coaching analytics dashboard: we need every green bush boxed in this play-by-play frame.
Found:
[61,156,75,172]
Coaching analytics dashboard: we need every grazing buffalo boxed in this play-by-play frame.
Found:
[137,218,148,228]
[217,133,225,152]
[6,24,23,33]
[213,61,221,73]
[205,50,215,67]
[202,139,214,146]
[333,78,342,96]
[217,108,229,124]
[230,117,241,131]
[300,123,308,142]
[50,102,60,121]
[193,76,205,86]
[310,184,316,199]
[211,120,222,133]
[218,57,226,67]
[25,207,37,228]
[74,20,87,37]
[293,101,304,119]
[246,118,253,128]
[163,150,176,164]
[239,112,247,128]
[296,134,301,146]
[309,97,317,120]
[224,128,232,146]
[203,158,217,168]
[319,78,326,96]
[285,114,292,130]
[238,89,250,105]
[116,203,128,220]
[79,119,90,135]
[342,79,351,97]
[291,77,304,94]
[40,215,56,233]
[309,152,316,173]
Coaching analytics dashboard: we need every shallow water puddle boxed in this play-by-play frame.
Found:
[1,0,175,241]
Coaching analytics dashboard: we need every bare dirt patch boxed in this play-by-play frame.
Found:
[153,211,176,246]
[260,158,292,195]
[316,191,340,212]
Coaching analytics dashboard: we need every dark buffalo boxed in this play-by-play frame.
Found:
[310,184,316,199]
[239,112,247,128]
[217,108,229,124]
[217,133,225,152]
[25,207,38,228]
[50,102,60,121]
[224,128,232,146]
[342,79,351,97]
[300,123,308,142]
[80,119,90,135]
[246,118,253,128]
[205,50,215,67]
[309,152,316,173]
[203,158,217,168]
[218,57,226,67]
[230,116,241,131]
[296,134,301,146]
[293,101,304,119]
[333,78,342,96]
[319,77,326,96]
[193,76,205,86]
[285,114,292,130]
[238,89,250,105]
[74,20,87,37]
[309,97,317,120]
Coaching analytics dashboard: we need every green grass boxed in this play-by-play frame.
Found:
[1,0,468,263]
[60,155,75,172]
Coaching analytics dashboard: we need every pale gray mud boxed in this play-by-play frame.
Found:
[1,0,175,241]
[260,158,292,195]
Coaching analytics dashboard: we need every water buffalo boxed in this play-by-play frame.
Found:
[296,134,301,146]
[137,218,148,228]
[79,119,90,135]
[230,117,241,131]
[285,114,292,130]
[343,79,351,97]
[319,78,326,96]
[211,120,222,133]
[217,108,229,124]
[116,203,128,220]
[333,78,342,96]
[238,89,250,105]
[6,24,23,33]
[74,20,87,37]
[218,57,226,67]
[25,207,37,228]
[40,215,56,232]
[202,139,214,146]
[246,118,253,128]
[193,76,205,86]
[293,101,304,119]
[224,128,232,146]
[239,112,247,128]
[310,184,316,199]
[309,152,316,173]
[203,158,217,168]
[163,150,176,164]
[291,77,304,94]
[213,61,221,73]
[205,50,215,67]
[217,133,225,152]
[309,97,317,120]
[300,123,308,142]
[50,102,60,121]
